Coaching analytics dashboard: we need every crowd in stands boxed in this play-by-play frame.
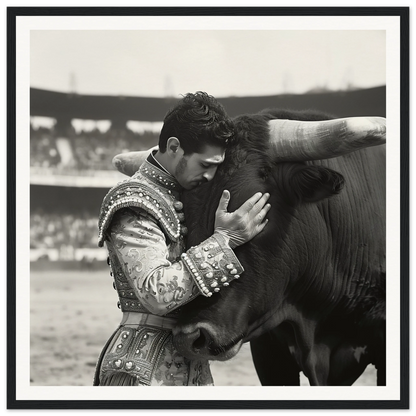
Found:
[30,124,159,172]
[31,209,98,250]
[30,125,61,168]
[30,120,160,261]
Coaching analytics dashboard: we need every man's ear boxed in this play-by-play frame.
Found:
[166,137,181,155]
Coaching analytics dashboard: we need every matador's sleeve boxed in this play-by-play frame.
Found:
[107,207,244,316]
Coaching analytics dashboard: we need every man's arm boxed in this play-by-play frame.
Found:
[107,191,271,314]
[108,207,200,315]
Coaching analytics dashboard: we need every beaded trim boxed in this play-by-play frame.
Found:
[99,326,171,386]
[137,158,182,193]
[98,168,182,247]
[181,233,244,297]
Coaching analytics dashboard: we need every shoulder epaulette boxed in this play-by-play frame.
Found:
[98,179,181,247]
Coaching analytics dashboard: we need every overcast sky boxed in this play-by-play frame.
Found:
[30,30,386,98]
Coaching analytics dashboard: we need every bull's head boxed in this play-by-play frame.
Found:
[113,110,386,362]
[172,111,385,361]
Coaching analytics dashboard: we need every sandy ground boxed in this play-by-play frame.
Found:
[30,269,376,386]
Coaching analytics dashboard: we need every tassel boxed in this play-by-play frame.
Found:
[100,371,140,386]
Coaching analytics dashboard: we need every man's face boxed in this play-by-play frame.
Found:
[174,145,225,190]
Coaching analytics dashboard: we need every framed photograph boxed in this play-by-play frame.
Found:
[7,6,409,410]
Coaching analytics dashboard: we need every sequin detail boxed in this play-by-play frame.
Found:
[98,326,213,386]
[181,233,244,297]
[98,160,183,246]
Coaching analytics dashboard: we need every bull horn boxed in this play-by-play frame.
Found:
[113,146,158,176]
[268,117,386,161]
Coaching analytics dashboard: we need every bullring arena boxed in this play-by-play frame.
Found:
[30,88,384,386]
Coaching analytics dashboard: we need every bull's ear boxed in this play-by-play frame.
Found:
[289,165,344,203]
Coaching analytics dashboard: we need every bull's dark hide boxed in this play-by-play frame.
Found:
[174,108,386,386]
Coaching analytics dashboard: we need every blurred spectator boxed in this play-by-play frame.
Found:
[30,125,61,168]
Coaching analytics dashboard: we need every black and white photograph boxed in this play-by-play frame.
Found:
[7,5,409,410]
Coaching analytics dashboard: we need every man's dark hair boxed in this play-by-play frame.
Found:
[158,91,235,155]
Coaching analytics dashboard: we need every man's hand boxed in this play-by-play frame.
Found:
[214,190,271,249]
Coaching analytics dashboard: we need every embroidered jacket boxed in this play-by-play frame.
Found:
[94,156,244,386]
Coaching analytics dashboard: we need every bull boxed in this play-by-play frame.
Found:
[116,108,386,386]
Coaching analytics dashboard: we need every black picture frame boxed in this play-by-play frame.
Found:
[7,6,409,410]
